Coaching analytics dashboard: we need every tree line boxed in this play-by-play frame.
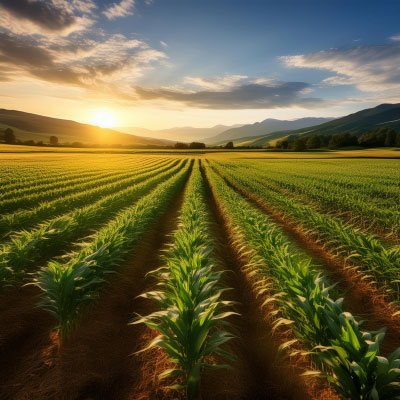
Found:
[274,127,400,151]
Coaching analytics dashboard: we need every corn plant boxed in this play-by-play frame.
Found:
[33,161,192,341]
[133,161,235,399]
[212,162,400,302]
[205,165,400,399]
[0,158,178,239]
[0,159,185,290]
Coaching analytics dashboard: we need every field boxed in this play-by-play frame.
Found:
[1,151,400,400]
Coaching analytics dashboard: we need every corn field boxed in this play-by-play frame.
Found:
[1,152,400,400]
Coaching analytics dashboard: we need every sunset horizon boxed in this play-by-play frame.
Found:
[0,0,399,132]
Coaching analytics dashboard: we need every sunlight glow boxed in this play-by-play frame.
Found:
[90,110,116,128]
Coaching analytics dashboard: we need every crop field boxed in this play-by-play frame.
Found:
[1,152,400,400]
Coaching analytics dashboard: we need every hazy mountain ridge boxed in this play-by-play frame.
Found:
[205,117,334,144]
[213,103,400,147]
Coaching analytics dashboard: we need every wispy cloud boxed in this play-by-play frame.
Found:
[390,34,400,41]
[103,0,135,20]
[282,44,400,92]
[134,78,323,109]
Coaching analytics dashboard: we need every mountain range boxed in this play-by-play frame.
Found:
[203,117,334,144]
[212,103,400,147]
[1,103,400,148]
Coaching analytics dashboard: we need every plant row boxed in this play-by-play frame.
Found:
[0,159,187,290]
[0,158,171,213]
[217,161,400,236]
[0,157,165,201]
[0,159,180,239]
[213,163,400,302]
[0,156,146,193]
[134,161,235,399]
[33,160,192,341]
[206,165,400,399]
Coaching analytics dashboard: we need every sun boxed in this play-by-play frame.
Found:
[90,110,116,128]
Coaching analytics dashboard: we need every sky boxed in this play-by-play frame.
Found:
[0,0,399,129]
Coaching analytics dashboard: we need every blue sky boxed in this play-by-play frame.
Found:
[0,0,399,128]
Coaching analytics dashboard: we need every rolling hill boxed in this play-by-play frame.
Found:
[205,117,333,144]
[216,103,400,147]
[0,109,170,146]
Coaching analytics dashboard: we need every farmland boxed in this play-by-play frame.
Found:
[1,152,400,399]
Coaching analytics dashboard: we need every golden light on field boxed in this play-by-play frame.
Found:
[90,110,116,128]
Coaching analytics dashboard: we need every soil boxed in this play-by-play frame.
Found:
[214,166,400,357]
[200,163,338,400]
[0,176,188,400]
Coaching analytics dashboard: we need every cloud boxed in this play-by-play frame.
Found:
[390,34,400,41]
[282,44,400,92]
[103,0,135,20]
[160,40,168,47]
[183,74,248,91]
[0,32,167,97]
[0,0,92,35]
[134,79,323,109]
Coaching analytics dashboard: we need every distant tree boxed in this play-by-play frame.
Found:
[50,135,59,145]
[396,132,400,148]
[384,129,397,147]
[174,142,189,149]
[275,139,289,149]
[291,138,307,151]
[4,128,16,144]
[37,140,44,146]
[225,141,234,149]
[23,140,36,146]
[306,135,323,149]
[358,128,388,147]
[329,133,358,149]
[189,142,206,149]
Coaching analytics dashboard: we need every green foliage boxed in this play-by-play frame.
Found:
[134,162,235,399]
[213,161,400,302]
[33,161,192,340]
[0,159,185,289]
[205,165,400,399]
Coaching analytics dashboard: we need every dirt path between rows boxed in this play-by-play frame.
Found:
[0,174,189,400]
[200,163,336,400]
[213,166,400,356]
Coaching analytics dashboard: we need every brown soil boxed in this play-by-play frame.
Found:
[214,167,400,356]
[0,177,188,400]
[200,163,337,400]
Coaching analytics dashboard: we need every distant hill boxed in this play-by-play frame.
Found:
[0,109,170,146]
[205,117,334,144]
[117,124,243,142]
[215,103,400,147]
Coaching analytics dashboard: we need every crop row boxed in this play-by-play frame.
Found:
[135,161,234,399]
[0,155,151,190]
[0,157,166,201]
[212,162,400,302]
[250,166,399,235]
[33,160,192,340]
[221,159,400,206]
[205,164,400,399]
[0,158,171,213]
[0,159,187,290]
[0,158,180,239]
